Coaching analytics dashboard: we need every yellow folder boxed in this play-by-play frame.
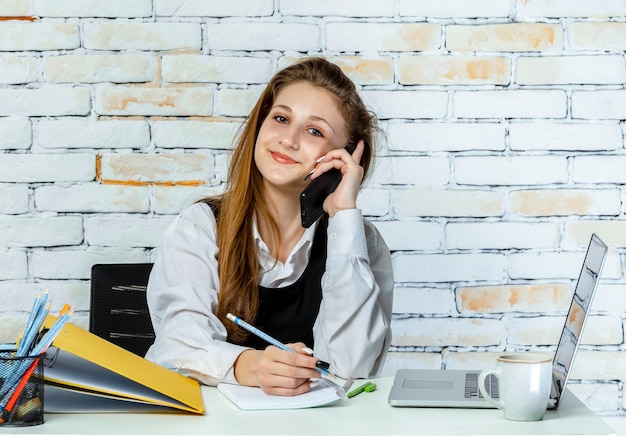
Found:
[41,315,204,414]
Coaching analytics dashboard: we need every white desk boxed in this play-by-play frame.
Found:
[1,377,616,435]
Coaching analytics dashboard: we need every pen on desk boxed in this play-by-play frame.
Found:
[226,313,352,390]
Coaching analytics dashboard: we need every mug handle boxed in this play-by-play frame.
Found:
[478,368,504,410]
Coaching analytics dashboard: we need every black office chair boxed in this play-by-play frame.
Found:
[89,263,156,357]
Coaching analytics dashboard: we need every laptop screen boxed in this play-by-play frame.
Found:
[551,233,607,406]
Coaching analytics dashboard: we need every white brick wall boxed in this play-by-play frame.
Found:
[1,0,626,416]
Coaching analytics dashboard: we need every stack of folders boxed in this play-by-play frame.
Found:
[39,314,204,414]
[0,291,73,423]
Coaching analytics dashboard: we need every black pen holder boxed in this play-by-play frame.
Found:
[0,350,44,426]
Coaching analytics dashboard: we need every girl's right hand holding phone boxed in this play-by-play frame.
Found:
[315,140,365,218]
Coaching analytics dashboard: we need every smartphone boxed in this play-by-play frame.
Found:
[300,144,355,228]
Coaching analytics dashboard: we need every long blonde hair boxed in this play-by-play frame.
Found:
[211,57,377,342]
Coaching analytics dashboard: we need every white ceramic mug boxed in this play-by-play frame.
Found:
[478,353,552,421]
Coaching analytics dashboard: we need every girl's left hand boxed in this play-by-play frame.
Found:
[310,140,365,218]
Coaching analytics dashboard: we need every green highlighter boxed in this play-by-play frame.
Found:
[347,381,377,398]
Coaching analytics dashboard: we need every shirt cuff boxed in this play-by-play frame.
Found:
[327,209,368,257]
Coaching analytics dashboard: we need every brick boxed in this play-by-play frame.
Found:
[0,21,79,51]
[0,184,29,214]
[445,351,504,371]
[0,0,29,15]
[0,55,37,84]
[572,156,626,184]
[564,220,626,249]
[458,284,571,314]
[361,90,448,120]
[517,0,626,18]
[507,250,617,280]
[386,122,505,152]
[0,217,83,247]
[44,54,156,83]
[507,316,622,346]
[571,351,626,381]
[85,216,173,247]
[373,221,443,251]
[162,55,272,84]
[399,56,510,85]
[572,90,626,120]
[569,22,626,50]
[152,185,225,215]
[0,154,94,183]
[0,314,28,343]
[511,189,621,217]
[37,119,149,149]
[278,55,395,86]
[155,0,273,17]
[327,56,395,86]
[84,22,201,51]
[31,249,148,280]
[153,120,240,149]
[394,187,504,217]
[454,90,567,118]
[281,0,394,17]
[381,352,442,376]
[327,23,440,52]
[509,122,622,151]
[215,88,261,117]
[393,253,507,283]
[447,23,563,52]
[35,184,150,213]
[95,86,213,116]
[375,156,450,185]
[593,284,626,313]
[0,117,31,150]
[32,0,152,17]
[206,22,319,51]
[516,55,625,85]
[0,281,90,313]
[0,250,27,279]
[455,156,568,185]
[446,222,560,250]
[399,0,511,18]
[393,286,455,314]
[356,188,390,217]
[0,86,90,116]
[100,153,214,183]
[391,317,504,347]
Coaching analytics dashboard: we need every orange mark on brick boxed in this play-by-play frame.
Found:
[103,89,182,111]
[101,179,206,187]
[0,16,38,21]
[496,25,555,49]
[466,58,507,80]
[397,24,438,49]
[460,288,499,312]
[461,284,570,313]
[95,154,102,181]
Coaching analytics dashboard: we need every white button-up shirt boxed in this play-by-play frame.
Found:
[145,202,393,386]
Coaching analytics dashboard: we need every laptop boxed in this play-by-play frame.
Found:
[388,233,608,409]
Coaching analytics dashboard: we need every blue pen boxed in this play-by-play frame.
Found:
[226,313,352,390]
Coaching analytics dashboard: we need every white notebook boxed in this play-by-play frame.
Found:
[217,382,341,410]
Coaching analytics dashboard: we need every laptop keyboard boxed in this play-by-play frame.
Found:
[465,372,499,399]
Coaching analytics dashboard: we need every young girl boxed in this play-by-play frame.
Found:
[145,57,393,396]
